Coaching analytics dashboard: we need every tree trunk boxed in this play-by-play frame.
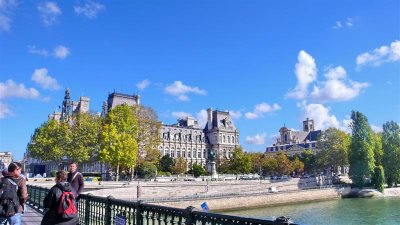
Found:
[116,164,120,182]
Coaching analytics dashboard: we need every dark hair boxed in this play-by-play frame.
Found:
[8,162,22,173]
[69,162,77,166]
[56,170,67,182]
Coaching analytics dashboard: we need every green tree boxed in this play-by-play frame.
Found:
[67,112,102,163]
[382,121,400,187]
[137,162,158,179]
[371,166,385,192]
[372,132,383,166]
[217,158,232,174]
[291,156,304,175]
[316,128,350,175]
[191,164,205,178]
[348,111,375,188]
[230,147,252,174]
[171,157,187,174]
[249,152,264,174]
[262,156,277,175]
[134,105,161,165]
[159,154,173,172]
[275,152,293,175]
[299,149,316,174]
[27,119,71,163]
[99,104,138,181]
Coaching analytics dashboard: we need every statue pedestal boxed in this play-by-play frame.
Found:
[207,161,217,176]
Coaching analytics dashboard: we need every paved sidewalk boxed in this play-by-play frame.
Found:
[22,205,43,225]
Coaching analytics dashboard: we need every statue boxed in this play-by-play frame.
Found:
[208,149,216,161]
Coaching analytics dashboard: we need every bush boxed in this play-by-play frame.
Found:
[136,162,157,179]
[51,170,57,177]
[372,165,385,192]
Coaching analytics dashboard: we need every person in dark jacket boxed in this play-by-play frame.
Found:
[41,170,78,225]
[2,162,28,225]
[67,162,84,197]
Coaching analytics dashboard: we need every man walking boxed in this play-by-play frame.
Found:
[67,162,84,197]
[1,162,28,225]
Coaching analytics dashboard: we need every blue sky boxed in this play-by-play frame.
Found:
[1,0,399,161]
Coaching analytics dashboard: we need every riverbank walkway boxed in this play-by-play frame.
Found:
[22,205,42,225]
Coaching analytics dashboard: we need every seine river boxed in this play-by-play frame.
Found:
[223,197,400,225]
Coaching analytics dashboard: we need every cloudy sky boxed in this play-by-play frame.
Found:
[1,0,399,160]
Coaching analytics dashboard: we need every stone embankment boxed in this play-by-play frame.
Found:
[155,188,341,211]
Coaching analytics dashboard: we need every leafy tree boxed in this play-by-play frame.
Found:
[291,156,304,175]
[27,119,71,163]
[67,112,102,163]
[217,158,232,174]
[230,147,252,174]
[316,128,350,175]
[171,157,187,174]
[249,152,264,174]
[348,111,375,188]
[99,104,138,181]
[372,166,385,192]
[137,162,158,179]
[299,149,315,174]
[159,154,173,172]
[382,121,400,187]
[275,152,292,175]
[372,132,383,166]
[191,164,205,178]
[134,105,162,165]
[262,156,277,175]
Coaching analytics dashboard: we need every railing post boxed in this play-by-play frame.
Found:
[184,206,196,225]
[136,200,144,225]
[105,195,113,225]
[84,193,91,225]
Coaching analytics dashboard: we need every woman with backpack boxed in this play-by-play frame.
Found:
[41,170,78,225]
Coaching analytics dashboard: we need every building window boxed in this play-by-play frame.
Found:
[223,135,226,143]
[198,151,201,158]
[188,151,191,158]
[182,151,186,158]
[227,136,230,143]
[232,137,235,144]
[177,150,181,158]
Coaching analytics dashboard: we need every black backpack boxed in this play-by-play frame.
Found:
[0,177,20,217]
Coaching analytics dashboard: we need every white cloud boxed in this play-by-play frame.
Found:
[0,101,13,119]
[286,50,317,99]
[245,102,281,119]
[196,109,208,128]
[136,79,151,90]
[371,124,383,133]
[298,101,340,131]
[171,111,192,119]
[245,133,266,145]
[28,45,49,57]
[74,1,105,19]
[228,110,242,120]
[356,40,400,68]
[31,68,61,90]
[0,79,40,99]
[53,45,70,59]
[0,0,17,31]
[310,66,369,102]
[37,2,61,26]
[333,18,353,29]
[165,81,206,101]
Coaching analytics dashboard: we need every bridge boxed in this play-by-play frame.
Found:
[24,185,298,225]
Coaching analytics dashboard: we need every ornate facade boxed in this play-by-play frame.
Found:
[265,118,321,156]
[158,109,240,170]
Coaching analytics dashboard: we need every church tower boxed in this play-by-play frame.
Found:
[303,118,314,132]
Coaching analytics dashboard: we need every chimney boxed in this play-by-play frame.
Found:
[207,108,213,130]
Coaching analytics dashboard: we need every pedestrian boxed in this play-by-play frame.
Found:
[67,162,84,198]
[41,170,78,225]
[0,162,28,225]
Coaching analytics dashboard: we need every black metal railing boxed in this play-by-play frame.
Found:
[27,185,298,225]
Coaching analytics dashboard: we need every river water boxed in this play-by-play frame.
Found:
[223,197,400,225]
